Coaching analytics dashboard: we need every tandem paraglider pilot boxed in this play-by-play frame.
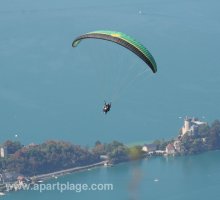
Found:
[72,30,158,115]
[103,102,111,114]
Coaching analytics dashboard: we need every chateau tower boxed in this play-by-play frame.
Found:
[182,116,192,135]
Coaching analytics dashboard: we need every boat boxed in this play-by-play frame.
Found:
[104,162,113,167]
[0,192,5,196]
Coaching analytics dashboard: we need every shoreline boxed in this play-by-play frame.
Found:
[2,150,220,194]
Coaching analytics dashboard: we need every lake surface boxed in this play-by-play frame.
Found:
[2,151,220,200]
[0,0,220,199]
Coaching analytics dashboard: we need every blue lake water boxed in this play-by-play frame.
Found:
[2,151,220,200]
[0,0,220,199]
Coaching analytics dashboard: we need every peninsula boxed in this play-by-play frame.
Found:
[0,117,220,192]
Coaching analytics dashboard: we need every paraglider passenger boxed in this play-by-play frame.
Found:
[103,102,111,114]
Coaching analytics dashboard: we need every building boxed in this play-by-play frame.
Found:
[142,144,157,152]
[165,143,175,155]
[181,116,207,136]
[0,147,7,158]
[17,176,26,185]
[173,140,181,152]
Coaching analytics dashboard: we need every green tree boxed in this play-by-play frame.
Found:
[206,120,220,150]
[3,140,23,154]
[128,145,143,160]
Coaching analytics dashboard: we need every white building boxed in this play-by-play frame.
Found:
[0,147,6,158]
[181,116,207,136]
[173,140,181,152]
[165,143,175,155]
[142,144,157,152]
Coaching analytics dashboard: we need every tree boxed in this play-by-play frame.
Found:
[128,146,143,160]
[109,146,129,164]
[3,140,23,154]
[198,124,210,137]
[206,120,220,150]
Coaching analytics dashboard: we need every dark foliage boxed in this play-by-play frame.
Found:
[1,141,100,176]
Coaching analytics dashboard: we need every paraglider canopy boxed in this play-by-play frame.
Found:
[72,30,157,73]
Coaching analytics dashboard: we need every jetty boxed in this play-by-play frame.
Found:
[31,161,106,181]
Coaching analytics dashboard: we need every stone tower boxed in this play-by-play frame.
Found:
[182,116,192,136]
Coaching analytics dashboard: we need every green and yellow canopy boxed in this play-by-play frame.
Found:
[72,30,157,73]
